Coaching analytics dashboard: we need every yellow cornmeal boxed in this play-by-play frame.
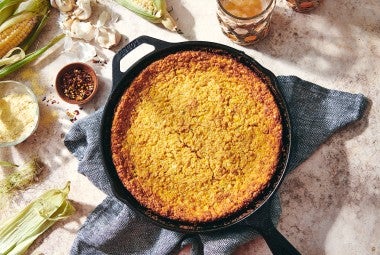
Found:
[0,93,38,143]
[39,107,58,127]
[111,50,282,222]
[20,68,46,97]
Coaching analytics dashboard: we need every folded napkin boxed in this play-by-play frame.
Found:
[64,76,367,255]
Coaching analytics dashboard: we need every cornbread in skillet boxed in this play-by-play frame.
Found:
[111,50,282,223]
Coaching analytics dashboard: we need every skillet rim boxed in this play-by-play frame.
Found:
[100,37,292,233]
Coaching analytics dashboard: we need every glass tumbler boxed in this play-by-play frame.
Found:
[217,0,276,45]
[286,0,321,12]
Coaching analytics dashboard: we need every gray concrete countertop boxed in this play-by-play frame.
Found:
[0,0,378,254]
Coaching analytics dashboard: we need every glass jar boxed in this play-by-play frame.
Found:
[217,0,277,45]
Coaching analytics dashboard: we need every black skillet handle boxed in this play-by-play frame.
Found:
[247,202,301,255]
[256,219,301,255]
[112,36,173,88]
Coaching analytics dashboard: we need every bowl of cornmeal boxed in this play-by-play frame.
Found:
[0,81,39,147]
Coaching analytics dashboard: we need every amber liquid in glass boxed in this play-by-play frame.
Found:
[217,0,275,45]
[221,0,264,18]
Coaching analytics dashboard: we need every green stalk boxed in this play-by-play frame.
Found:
[0,34,65,79]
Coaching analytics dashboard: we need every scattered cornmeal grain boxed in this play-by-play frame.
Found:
[111,50,283,223]
[20,68,45,97]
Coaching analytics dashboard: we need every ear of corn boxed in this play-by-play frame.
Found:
[0,33,65,79]
[0,12,38,58]
[114,0,178,32]
[20,11,49,51]
[0,0,53,78]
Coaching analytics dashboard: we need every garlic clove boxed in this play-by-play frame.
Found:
[95,27,121,49]
[50,0,58,9]
[50,0,76,12]
[69,20,95,42]
[73,0,92,20]
[97,10,111,27]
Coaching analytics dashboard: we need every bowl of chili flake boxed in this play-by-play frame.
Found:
[55,62,98,104]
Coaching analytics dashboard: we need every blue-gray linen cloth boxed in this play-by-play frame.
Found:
[64,76,367,255]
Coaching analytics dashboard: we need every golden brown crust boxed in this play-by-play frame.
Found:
[111,50,282,223]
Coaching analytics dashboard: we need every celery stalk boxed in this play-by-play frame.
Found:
[0,182,75,255]
[0,34,65,79]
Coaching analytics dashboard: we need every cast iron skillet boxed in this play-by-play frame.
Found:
[101,36,300,255]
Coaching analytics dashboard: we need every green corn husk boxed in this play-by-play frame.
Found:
[0,158,40,196]
[0,0,26,25]
[0,182,75,255]
[114,0,178,32]
[0,160,18,168]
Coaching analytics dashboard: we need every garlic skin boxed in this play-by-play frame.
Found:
[63,37,97,62]
[73,0,92,20]
[50,0,76,12]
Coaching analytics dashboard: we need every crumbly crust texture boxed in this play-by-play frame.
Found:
[111,50,282,223]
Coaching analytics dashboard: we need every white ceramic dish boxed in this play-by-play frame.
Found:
[0,80,39,147]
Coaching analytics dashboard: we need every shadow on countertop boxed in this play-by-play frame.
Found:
[248,0,380,80]
[234,96,371,255]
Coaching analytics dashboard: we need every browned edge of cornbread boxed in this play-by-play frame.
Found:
[111,49,283,223]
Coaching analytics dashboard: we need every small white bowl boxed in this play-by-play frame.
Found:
[0,81,39,147]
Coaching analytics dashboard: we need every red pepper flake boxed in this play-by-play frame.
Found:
[61,68,94,101]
